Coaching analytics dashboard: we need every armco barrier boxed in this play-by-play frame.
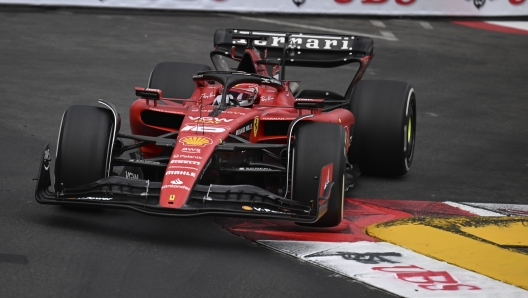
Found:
[1,0,527,16]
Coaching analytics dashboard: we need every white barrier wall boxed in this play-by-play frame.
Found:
[2,0,527,16]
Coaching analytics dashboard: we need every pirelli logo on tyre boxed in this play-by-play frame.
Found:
[179,136,212,147]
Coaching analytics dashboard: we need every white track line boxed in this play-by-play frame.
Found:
[486,21,528,32]
[370,20,386,28]
[380,31,397,40]
[420,21,434,30]
[220,14,398,41]
[444,201,504,216]
[462,202,528,217]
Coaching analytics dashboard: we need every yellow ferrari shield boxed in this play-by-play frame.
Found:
[253,117,259,137]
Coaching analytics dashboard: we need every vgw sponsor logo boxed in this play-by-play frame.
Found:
[188,116,234,124]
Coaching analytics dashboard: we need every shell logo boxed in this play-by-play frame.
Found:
[179,136,213,147]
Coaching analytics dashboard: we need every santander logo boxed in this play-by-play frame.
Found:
[171,179,183,185]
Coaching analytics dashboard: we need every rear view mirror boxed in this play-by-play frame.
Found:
[135,87,162,100]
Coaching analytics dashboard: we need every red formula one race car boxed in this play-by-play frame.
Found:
[35,29,416,227]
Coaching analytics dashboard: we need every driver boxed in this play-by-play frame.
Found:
[212,86,258,107]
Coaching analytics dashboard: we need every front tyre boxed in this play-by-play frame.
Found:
[348,80,416,176]
[292,122,346,227]
[55,105,114,192]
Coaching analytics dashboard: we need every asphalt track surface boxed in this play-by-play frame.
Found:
[1,7,527,298]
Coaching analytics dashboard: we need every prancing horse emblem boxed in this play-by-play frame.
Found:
[253,117,259,137]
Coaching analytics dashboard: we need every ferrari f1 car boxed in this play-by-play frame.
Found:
[35,29,416,227]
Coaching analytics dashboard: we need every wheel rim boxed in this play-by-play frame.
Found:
[405,94,416,169]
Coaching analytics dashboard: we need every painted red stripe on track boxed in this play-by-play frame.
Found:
[218,198,412,242]
[453,21,528,35]
[354,199,476,217]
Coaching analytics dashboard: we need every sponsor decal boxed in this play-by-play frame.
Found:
[170,160,201,165]
[305,251,402,264]
[181,147,201,154]
[252,207,289,215]
[125,171,139,180]
[129,159,160,165]
[260,95,274,102]
[261,117,295,121]
[179,136,213,147]
[162,184,191,191]
[78,197,112,201]
[242,206,253,211]
[334,0,416,4]
[171,179,183,185]
[249,35,352,51]
[292,0,305,7]
[193,110,246,116]
[168,166,199,171]
[253,117,259,137]
[319,163,333,199]
[238,167,272,171]
[165,170,196,177]
[257,241,501,297]
[188,116,233,124]
[260,77,281,85]
[371,265,480,291]
[174,154,202,160]
[169,194,175,201]
[472,0,486,9]
[180,124,229,133]
[43,148,50,170]
[200,92,215,99]
[235,123,252,135]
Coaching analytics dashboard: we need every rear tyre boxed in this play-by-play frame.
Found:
[292,122,346,227]
[55,105,114,192]
[348,80,416,176]
[148,62,211,99]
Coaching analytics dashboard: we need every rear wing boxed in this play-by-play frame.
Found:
[212,29,373,68]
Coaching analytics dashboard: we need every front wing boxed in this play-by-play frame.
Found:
[35,144,331,223]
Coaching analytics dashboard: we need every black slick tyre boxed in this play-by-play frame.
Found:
[55,105,114,192]
[148,62,211,99]
[348,80,416,176]
[292,122,346,227]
